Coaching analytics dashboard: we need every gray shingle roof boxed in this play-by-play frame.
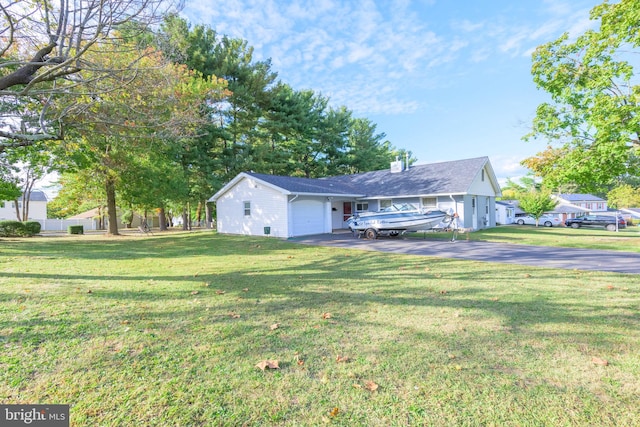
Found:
[557,193,605,202]
[246,173,363,196]
[23,190,48,202]
[247,157,489,198]
[333,157,488,197]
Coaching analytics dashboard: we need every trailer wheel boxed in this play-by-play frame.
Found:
[389,231,400,237]
[364,228,378,239]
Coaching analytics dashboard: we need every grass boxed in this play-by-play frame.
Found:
[412,224,640,252]
[1,231,639,426]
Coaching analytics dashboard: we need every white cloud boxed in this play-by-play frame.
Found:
[180,0,601,118]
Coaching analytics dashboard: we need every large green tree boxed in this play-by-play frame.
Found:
[0,0,177,150]
[607,184,640,209]
[56,44,225,235]
[523,0,640,193]
[518,190,558,227]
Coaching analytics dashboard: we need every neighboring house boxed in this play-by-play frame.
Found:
[69,207,160,229]
[495,200,523,225]
[210,157,502,238]
[548,193,606,222]
[0,190,48,221]
[553,194,607,213]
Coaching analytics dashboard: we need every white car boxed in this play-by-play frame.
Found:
[515,214,563,227]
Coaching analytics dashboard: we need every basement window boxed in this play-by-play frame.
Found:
[243,201,251,216]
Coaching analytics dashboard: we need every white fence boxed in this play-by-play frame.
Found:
[37,219,99,231]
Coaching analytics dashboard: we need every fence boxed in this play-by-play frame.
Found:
[37,218,99,231]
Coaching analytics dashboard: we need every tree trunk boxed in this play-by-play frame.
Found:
[105,176,119,235]
[182,205,189,231]
[158,206,168,231]
[195,201,203,227]
[13,199,22,221]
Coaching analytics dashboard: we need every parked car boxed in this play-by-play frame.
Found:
[565,215,626,231]
[515,214,563,227]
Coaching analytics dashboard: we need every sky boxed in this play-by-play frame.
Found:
[181,0,603,184]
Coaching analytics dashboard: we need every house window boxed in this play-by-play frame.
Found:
[379,200,392,210]
[486,197,490,214]
[356,202,369,212]
[481,169,485,181]
[243,201,251,216]
[421,197,437,208]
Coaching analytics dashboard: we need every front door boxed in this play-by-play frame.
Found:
[343,202,353,227]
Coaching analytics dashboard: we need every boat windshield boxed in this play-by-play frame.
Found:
[381,203,417,212]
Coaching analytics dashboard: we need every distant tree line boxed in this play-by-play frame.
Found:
[1,2,410,234]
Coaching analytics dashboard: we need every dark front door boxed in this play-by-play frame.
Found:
[343,202,352,223]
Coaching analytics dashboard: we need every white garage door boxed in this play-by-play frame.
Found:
[291,199,325,236]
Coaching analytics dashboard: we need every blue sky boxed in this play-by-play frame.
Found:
[181,0,602,183]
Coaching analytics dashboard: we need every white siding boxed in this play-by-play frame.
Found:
[216,178,288,237]
[0,200,47,220]
[467,167,498,196]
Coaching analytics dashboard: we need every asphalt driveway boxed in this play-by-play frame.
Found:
[290,233,640,274]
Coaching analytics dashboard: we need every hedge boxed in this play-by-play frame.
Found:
[0,220,41,237]
[24,221,42,235]
[68,225,84,235]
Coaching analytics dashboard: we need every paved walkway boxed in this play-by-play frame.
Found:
[290,233,640,274]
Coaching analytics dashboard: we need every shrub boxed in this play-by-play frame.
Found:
[23,221,42,235]
[0,220,28,237]
[68,225,84,235]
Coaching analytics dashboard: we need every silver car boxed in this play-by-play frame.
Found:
[515,214,563,227]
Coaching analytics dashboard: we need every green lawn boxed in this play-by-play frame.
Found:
[1,231,639,426]
[413,224,640,252]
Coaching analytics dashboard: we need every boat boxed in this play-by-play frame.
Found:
[346,203,452,239]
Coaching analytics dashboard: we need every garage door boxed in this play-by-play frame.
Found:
[291,199,325,236]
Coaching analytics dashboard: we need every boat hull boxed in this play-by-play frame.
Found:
[347,210,450,232]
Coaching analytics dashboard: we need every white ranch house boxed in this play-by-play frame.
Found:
[211,157,502,238]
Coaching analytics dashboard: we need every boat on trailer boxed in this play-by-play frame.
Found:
[346,203,452,239]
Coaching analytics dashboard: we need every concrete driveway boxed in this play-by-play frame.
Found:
[289,233,640,274]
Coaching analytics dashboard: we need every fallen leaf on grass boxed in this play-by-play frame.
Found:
[215,290,225,295]
[242,288,249,292]
[329,407,339,417]
[229,312,240,319]
[490,297,499,302]
[439,290,448,295]
[322,312,332,319]
[256,360,280,371]
[336,355,349,363]
[191,291,199,295]
[270,323,280,330]
[592,357,609,366]
[448,353,456,359]
[364,380,379,392]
